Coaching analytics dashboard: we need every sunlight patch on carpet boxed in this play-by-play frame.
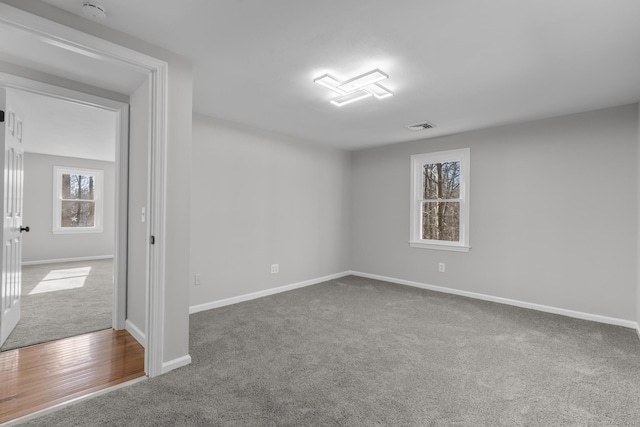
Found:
[29,267,92,295]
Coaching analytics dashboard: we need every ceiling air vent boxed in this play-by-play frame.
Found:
[406,121,435,131]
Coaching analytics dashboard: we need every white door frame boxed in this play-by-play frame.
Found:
[0,4,169,377]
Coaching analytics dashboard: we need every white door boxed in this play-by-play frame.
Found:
[0,89,25,347]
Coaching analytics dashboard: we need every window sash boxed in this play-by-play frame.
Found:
[410,148,470,251]
[60,200,96,227]
[53,166,104,234]
[420,200,461,242]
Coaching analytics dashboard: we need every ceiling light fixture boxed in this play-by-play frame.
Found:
[314,68,393,107]
[337,69,389,93]
[330,90,372,107]
[313,74,346,95]
[364,83,393,99]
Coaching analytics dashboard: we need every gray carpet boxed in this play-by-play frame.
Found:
[19,275,640,426]
[1,259,113,352]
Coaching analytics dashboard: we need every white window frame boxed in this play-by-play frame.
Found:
[53,166,104,234]
[409,148,470,252]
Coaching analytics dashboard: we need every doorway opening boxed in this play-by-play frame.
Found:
[0,84,128,354]
[0,88,119,352]
[0,1,171,377]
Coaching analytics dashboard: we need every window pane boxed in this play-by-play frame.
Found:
[422,201,460,241]
[422,161,460,199]
[61,201,95,227]
[62,174,95,200]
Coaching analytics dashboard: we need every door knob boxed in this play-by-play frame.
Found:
[19,226,30,233]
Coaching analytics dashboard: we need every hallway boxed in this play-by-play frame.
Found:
[0,329,144,424]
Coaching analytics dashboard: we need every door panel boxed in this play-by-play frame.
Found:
[1,88,24,347]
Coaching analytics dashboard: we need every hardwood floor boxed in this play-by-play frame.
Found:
[0,329,145,424]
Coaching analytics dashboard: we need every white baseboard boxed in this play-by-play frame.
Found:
[636,325,640,342]
[349,271,639,330]
[161,355,192,374]
[189,271,351,314]
[22,255,114,266]
[125,319,146,348]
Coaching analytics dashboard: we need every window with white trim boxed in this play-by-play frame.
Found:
[53,166,104,234]
[410,148,470,252]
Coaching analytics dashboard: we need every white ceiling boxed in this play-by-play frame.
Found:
[31,0,640,150]
[10,88,116,162]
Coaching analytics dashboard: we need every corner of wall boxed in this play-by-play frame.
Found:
[637,102,640,331]
[161,355,192,374]
[125,319,146,348]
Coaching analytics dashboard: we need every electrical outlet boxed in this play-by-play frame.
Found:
[438,263,445,273]
[271,264,279,274]
[194,274,201,286]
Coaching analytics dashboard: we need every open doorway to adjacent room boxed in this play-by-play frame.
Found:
[0,88,118,352]
[0,0,171,387]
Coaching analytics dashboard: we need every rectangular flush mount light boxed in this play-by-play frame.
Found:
[337,69,389,93]
[330,90,372,107]
[313,74,346,95]
[314,67,392,106]
[364,83,393,99]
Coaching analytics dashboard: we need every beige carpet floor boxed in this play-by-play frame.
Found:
[0,259,113,352]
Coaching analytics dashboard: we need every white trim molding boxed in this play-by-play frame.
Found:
[21,255,113,266]
[161,355,192,375]
[349,271,638,330]
[146,62,169,378]
[190,271,351,314]
[113,103,129,331]
[408,242,471,252]
[126,319,147,348]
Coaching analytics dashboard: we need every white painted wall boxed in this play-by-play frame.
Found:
[22,153,115,263]
[352,104,639,322]
[126,80,149,340]
[190,115,351,306]
[4,0,193,367]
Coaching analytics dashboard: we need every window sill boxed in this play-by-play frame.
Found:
[53,227,104,235]
[409,241,471,252]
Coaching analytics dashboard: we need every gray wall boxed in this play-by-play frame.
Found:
[352,104,639,322]
[126,80,149,337]
[4,0,194,366]
[22,153,115,263]
[190,115,351,306]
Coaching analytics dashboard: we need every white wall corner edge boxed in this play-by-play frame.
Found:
[161,355,192,375]
[189,271,351,315]
[348,271,639,330]
[125,319,146,348]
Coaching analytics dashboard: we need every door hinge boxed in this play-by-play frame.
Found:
[150,235,155,245]
[0,111,4,122]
